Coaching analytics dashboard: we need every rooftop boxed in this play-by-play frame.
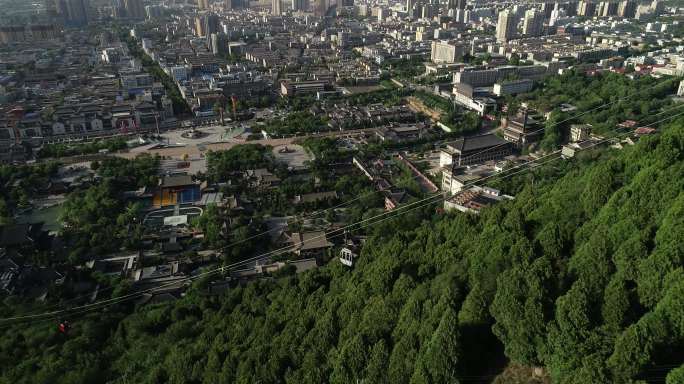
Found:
[292,231,333,251]
[160,174,194,188]
[295,191,338,204]
[445,134,508,154]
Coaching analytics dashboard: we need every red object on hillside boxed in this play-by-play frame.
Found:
[58,321,70,334]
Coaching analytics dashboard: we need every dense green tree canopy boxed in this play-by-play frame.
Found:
[0,161,60,221]
[2,117,684,384]
[206,144,273,182]
[262,112,329,136]
[38,138,128,159]
[59,155,159,263]
[518,71,677,135]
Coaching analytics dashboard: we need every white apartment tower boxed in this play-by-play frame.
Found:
[496,9,517,42]
[430,41,464,63]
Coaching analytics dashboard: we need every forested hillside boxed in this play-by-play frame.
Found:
[2,120,684,384]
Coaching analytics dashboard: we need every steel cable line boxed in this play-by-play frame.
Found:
[0,154,624,326]
[2,102,684,326]
[0,191,446,326]
[6,188,385,316]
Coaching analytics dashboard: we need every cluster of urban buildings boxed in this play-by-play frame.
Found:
[410,0,682,116]
[0,26,181,162]
[0,153,337,303]
[1,0,683,313]
[0,0,680,162]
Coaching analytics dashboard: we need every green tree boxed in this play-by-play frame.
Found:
[540,110,568,152]
[192,204,226,248]
[667,365,684,384]
[491,256,555,365]
[411,305,461,384]
[365,340,390,384]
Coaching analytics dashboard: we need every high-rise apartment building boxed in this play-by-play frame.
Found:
[124,0,145,19]
[45,0,58,18]
[421,4,436,18]
[205,13,219,35]
[55,0,68,18]
[145,5,163,18]
[617,0,636,18]
[496,9,516,42]
[210,33,228,55]
[196,14,218,37]
[292,0,308,11]
[651,0,664,16]
[64,0,88,26]
[195,16,205,36]
[447,0,466,10]
[272,0,282,14]
[377,7,386,22]
[0,25,61,44]
[314,0,328,16]
[549,5,565,26]
[430,40,465,63]
[564,1,579,16]
[522,8,544,37]
[578,0,596,16]
[598,1,618,16]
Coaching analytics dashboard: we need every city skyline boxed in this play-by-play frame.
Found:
[0,1,682,383]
